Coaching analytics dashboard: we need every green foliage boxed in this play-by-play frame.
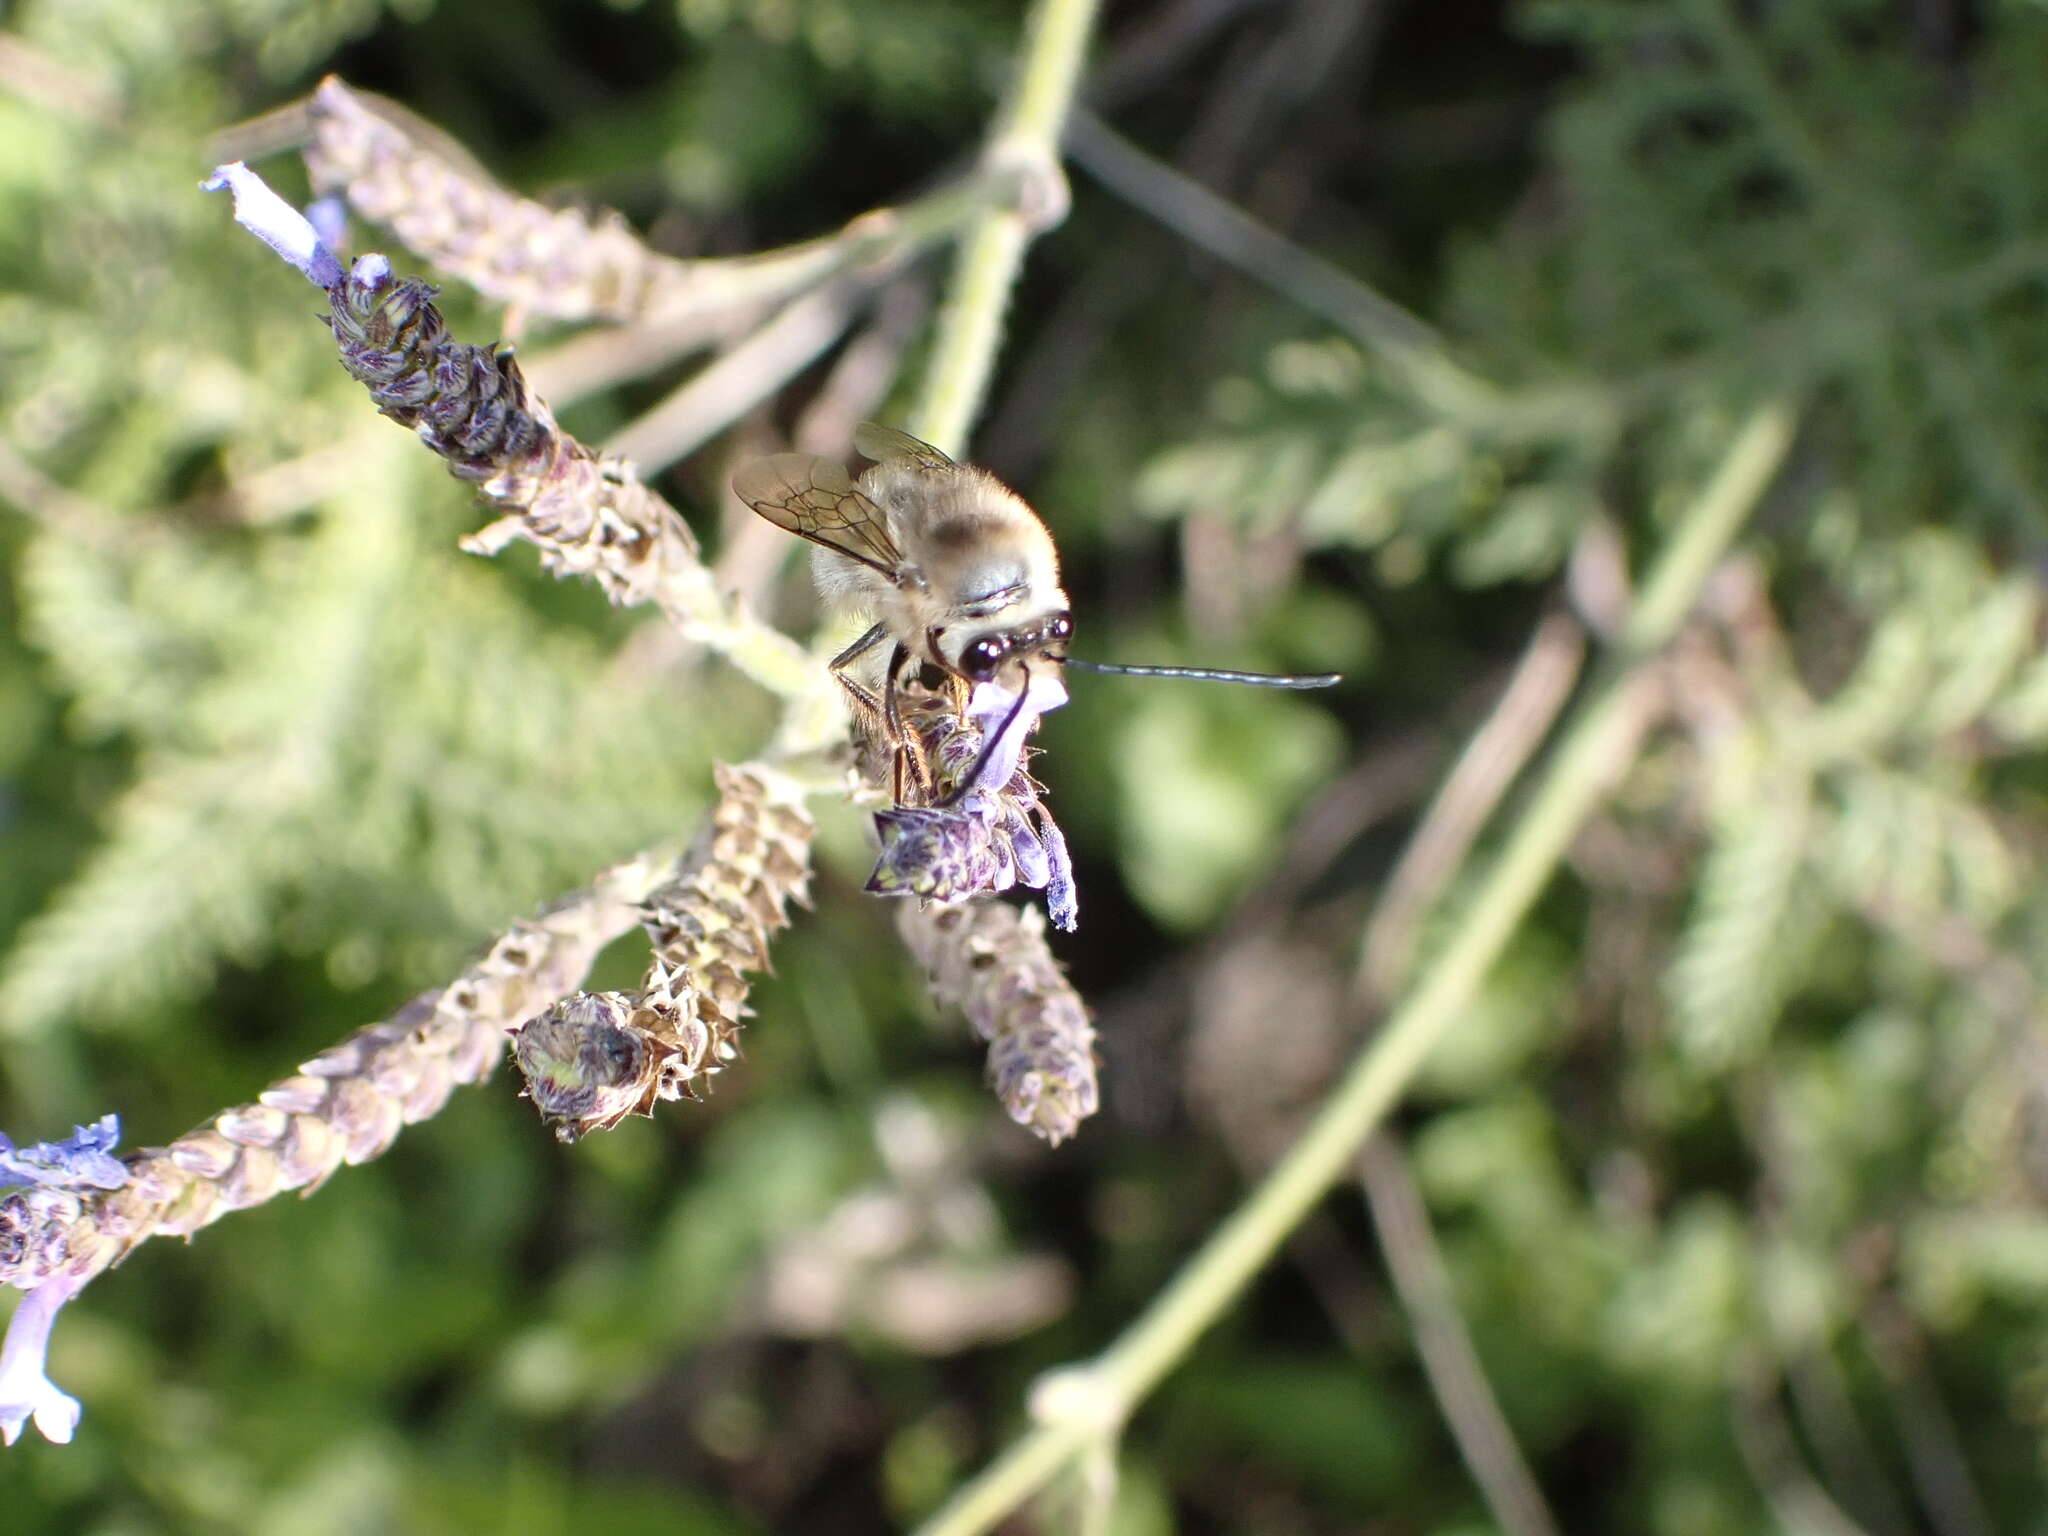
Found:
[1108,677,1341,929]
[4,453,733,1035]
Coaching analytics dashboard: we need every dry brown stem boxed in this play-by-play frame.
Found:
[0,852,667,1291]
[512,763,816,1139]
[897,900,1097,1146]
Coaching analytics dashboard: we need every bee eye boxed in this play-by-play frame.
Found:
[964,635,1007,681]
[1049,612,1072,643]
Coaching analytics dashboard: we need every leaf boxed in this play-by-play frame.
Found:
[1665,772,1815,1068]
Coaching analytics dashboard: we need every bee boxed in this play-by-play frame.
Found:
[732,423,1338,802]
[732,423,1072,798]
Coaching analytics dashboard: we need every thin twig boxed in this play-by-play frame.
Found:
[172,438,379,526]
[711,277,930,608]
[1782,1346,1915,1536]
[1360,1135,1562,1536]
[1232,723,1447,928]
[0,35,120,127]
[1087,0,1278,109]
[983,0,1400,475]
[0,441,126,546]
[603,280,865,475]
[1174,0,1387,187]
[908,0,1105,455]
[1859,1295,1994,1536]
[1730,1361,1877,1536]
[521,167,985,409]
[520,310,761,409]
[1063,106,1500,422]
[1360,608,1586,1001]
[914,403,1799,1536]
[1340,605,1587,1536]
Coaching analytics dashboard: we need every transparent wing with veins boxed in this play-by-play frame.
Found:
[731,452,907,580]
[852,421,954,469]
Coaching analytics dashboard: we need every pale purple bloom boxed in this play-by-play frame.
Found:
[867,675,1079,931]
[305,194,349,255]
[201,161,345,288]
[0,1115,126,1192]
[0,1117,126,1446]
[961,671,1068,797]
[0,1271,86,1446]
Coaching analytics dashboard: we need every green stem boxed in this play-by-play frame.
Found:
[914,400,1799,1536]
[908,0,1104,456]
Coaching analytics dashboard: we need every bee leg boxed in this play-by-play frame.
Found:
[827,626,936,805]
[828,621,890,674]
[881,643,937,805]
[828,624,891,736]
[829,620,897,757]
[881,641,910,746]
[834,670,887,737]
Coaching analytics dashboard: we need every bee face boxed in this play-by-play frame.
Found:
[731,422,1070,689]
[960,609,1073,683]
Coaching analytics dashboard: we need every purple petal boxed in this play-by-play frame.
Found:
[305,195,349,254]
[201,162,345,289]
[963,673,1068,796]
[0,1272,88,1447]
[1008,813,1051,888]
[1039,817,1079,932]
[0,1116,126,1192]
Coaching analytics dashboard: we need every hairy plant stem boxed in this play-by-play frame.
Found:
[908,0,1104,456]
[914,400,1799,1536]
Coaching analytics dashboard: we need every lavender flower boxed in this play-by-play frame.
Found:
[0,1271,87,1446]
[866,676,1079,931]
[0,1116,127,1193]
[868,806,1004,900]
[959,671,1069,799]
[201,162,344,289]
[0,1117,125,1446]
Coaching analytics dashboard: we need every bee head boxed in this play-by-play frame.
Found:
[960,610,1072,683]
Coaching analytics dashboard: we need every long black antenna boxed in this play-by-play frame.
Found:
[1064,657,1341,690]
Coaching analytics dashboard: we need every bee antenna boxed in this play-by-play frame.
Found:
[1063,657,1341,690]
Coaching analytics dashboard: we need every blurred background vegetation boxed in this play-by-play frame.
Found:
[5,0,2048,1530]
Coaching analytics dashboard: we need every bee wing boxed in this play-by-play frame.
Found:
[853,422,955,469]
[731,453,907,579]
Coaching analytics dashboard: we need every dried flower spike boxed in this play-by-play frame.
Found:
[511,762,816,1140]
[203,162,817,704]
[511,990,679,1139]
[0,851,664,1444]
[305,77,681,324]
[864,674,1078,931]
[898,899,1098,1145]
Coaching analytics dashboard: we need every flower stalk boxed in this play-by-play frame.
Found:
[915,401,1799,1535]
[0,850,669,1441]
[897,898,1098,1147]
[512,763,816,1140]
[204,162,831,722]
[303,76,998,333]
[909,0,1105,456]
